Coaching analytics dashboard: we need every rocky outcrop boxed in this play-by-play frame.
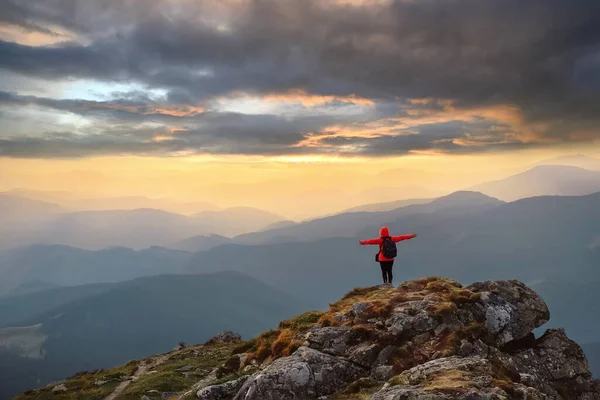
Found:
[197,277,600,400]
[371,356,541,399]
[233,346,365,400]
[207,332,242,344]
[197,376,249,400]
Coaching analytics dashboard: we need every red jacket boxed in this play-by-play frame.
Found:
[359,226,416,261]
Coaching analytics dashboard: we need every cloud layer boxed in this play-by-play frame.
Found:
[1,0,599,158]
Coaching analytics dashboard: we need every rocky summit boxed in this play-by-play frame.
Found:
[16,277,600,400]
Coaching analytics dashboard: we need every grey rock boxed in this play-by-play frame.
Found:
[353,302,371,318]
[209,331,242,343]
[495,328,598,399]
[374,346,396,367]
[51,384,68,393]
[412,312,438,333]
[197,376,249,400]
[233,347,365,400]
[467,280,550,346]
[371,365,394,381]
[94,380,108,386]
[535,329,590,380]
[306,326,353,355]
[413,333,431,346]
[369,356,525,400]
[348,343,381,368]
[386,313,413,336]
[457,339,489,358]
[188,368,219,392]
[177,365,194,372]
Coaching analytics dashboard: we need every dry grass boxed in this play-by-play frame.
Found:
[238,311,324,365]
[423,369,475,394]
[14,361,139,400]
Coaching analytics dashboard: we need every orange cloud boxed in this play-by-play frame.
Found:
[294,99,537,150]
[263,89,375,107]
[0,23,79,46]
[78,102,205,117]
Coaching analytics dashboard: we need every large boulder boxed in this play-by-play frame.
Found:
[233,347,366,400]
[370,356,542,400]
[207,332,242,344]
[494,329,598,399]
[197,376,249,400]
[466,280,550,346]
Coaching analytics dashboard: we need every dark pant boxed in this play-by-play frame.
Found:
[379,261,394,284]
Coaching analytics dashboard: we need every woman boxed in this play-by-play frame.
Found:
[360,226,417,285]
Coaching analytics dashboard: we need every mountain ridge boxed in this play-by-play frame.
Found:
[0,271,305,399]
[470,165,600,201]
[14,277,600,400]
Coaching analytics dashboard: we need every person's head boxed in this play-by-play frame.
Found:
[380,226,390,237]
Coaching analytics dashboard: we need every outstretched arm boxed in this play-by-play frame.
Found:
[359,238,382,245]
[391,234,417,242]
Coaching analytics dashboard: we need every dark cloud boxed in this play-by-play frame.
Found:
[1,0,600,157]
[316,120,518,155]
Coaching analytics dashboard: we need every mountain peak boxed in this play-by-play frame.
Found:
[19,277,599,400]
[430,190,503,206]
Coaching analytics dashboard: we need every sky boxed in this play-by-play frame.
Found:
[1,0,600,218]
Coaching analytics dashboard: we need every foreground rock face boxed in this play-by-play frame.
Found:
[200,277,600,400]
[233,346,364,400]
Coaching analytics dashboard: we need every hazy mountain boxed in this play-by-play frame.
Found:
[191,207,284,237]
[0,194,64,221]
[340,197,433,213]
[471,165,600,201]
[69,196,219,215]
[0,282,117,328]
[170,234,232,252]
[5,189,220,214]
[0,272,305,399]
[536,154,600,171]
[234,191,503,245]
[0,205,284,251]
[355,185,445,204]
[5,280,61,297]
[40,209,203,250]
[4,189,78,203]
[0,244,192,297]
[259,220,298,230]
[0,195,67,251]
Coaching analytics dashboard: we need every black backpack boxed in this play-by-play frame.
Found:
[380,236,397,259]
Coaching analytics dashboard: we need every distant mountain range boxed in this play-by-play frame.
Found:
[5,189,220,214]
[0,199,284,251]
[0,245,191,297]
[170,234,232,252]
[0,271,304,399]
[470,165,600,201]
[233,191,503,245]
[0,194,64,222]
[338,197,433,213]
[535,154,600,171]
